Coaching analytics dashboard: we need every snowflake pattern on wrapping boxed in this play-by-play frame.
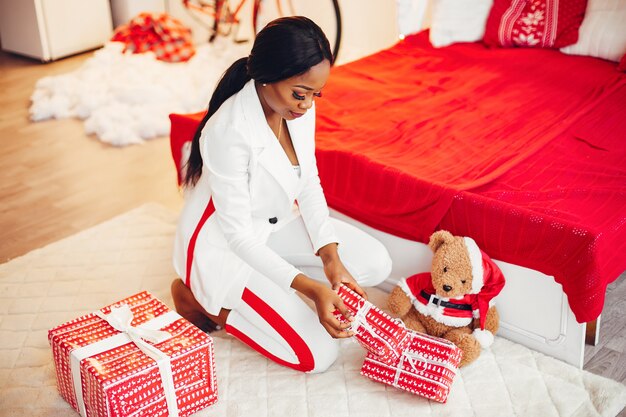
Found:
[48,291,217,417]
[333,285,463,403]
[333,285,412,365]
[360,329,463,403]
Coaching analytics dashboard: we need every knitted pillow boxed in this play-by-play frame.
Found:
[483,0,588,48]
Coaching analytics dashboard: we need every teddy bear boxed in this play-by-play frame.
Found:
[388,230,505,367]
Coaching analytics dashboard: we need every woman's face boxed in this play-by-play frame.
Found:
[261,59,331,121]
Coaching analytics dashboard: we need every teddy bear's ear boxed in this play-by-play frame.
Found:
[429,230,455,252]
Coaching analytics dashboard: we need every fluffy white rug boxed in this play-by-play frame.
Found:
[1,204,625,417]
[29,39,251,146]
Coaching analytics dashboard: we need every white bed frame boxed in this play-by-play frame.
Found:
[330,209,589,368]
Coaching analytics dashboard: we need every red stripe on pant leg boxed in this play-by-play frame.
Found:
[225,288,315,372]
[185,199,215,288]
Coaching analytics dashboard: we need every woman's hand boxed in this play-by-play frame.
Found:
[318,243,367,300]
[291,274,354,338]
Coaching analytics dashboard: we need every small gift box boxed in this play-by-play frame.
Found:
[360,330,462,403]
[334,284,411,364]
[48,291,217,417]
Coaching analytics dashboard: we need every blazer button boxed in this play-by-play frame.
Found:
[269,217,278,224]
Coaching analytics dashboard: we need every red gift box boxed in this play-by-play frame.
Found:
[360,330,462,403]
[48,291,217,417]
[334,284,411,364]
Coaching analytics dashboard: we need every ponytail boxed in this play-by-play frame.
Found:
[183,57,251,187]
[183,17,332,188]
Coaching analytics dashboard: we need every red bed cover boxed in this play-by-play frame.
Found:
[169,32,626,323]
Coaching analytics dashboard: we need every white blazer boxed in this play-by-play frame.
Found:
[173,79,339,315]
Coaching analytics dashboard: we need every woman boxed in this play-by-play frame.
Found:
[172,16,392,373]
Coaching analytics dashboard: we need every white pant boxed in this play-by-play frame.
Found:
[224,215,392,373]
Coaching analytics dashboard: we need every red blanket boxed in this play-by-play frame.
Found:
[169,32,626,322]
[314,31,625,323]
[438,85,626,322]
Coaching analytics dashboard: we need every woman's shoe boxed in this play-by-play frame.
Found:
[171,278,221,333]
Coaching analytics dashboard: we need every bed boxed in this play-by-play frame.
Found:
[169,30,626,368]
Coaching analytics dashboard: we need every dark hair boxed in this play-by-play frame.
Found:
[183,16,333,187]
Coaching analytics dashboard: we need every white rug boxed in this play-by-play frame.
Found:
[0,203,625,417]
[29,39,251,146]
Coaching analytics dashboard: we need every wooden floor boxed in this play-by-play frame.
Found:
[1,49,624,393]
[0,49,183,264]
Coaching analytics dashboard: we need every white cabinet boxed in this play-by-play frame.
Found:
[0,0,113,62]
[110,0,166,28]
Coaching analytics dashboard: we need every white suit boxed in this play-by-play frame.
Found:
[173,79,392,372]
[174,79,340,316]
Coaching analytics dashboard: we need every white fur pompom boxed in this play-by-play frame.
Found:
[473,329,494,348]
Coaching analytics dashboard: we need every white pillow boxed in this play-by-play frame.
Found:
[429,0,494,48]
[560,0,626,62]
[396,0,430,36]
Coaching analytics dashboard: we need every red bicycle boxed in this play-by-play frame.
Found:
[182,0,342,61]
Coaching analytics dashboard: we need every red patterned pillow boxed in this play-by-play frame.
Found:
[484,0,588,48]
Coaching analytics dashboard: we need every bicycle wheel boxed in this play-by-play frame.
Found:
[183,0,239,42]
[182,0,219,40]
[253,0,342,63]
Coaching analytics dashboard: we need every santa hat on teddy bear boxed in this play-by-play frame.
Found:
[463,236,506,348]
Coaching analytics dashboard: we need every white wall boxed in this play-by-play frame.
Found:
[335,0,400,64]
[396,0,430,36]
[110,0,166,28]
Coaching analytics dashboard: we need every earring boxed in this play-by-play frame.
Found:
[262,83,267,87]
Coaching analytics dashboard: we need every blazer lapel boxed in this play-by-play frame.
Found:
[257,133,300,202]
[241,80,299,202]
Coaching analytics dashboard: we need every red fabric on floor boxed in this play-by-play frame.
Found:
[111,12,195,63]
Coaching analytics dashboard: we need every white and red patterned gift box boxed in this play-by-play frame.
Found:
[360,330,462,403]
[48,291,217,417]
[334,284,411,365]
